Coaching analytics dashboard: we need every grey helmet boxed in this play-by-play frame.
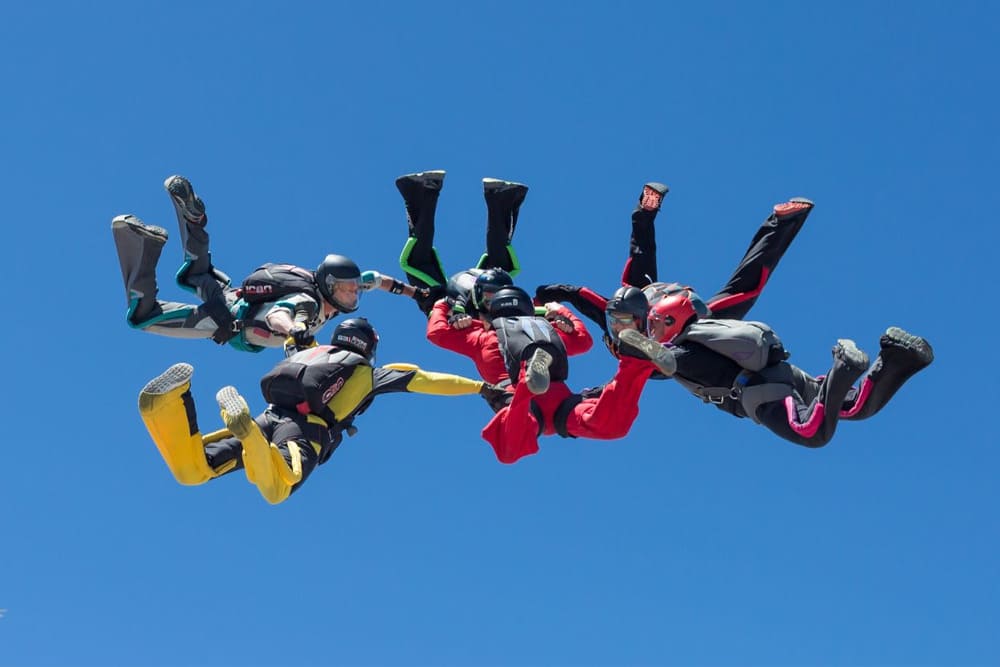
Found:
[315,254,362,312]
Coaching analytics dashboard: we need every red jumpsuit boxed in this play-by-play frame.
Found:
[426,300,593,382]
[427,300,657,464]
[481,356,657,464]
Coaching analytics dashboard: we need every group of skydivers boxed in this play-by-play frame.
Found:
[113,172,934,504]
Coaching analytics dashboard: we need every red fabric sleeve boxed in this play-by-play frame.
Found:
[551,305,594,356]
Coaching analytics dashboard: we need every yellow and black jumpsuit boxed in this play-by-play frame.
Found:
[138,345,486,504]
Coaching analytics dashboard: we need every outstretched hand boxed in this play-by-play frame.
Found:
[543,302,575,333]
[535,283,580,304]
[479,382,512,412]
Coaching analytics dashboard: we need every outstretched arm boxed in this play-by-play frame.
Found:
[535,283,611,337]
[373,364,485,396]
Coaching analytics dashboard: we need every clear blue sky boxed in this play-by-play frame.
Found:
[2,2,997,665]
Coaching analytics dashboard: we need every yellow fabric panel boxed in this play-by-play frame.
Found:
[383,362,419,371]
[138,387,217,486]
[325,365,373,420]
[405,369,485,396]
[238,419,300,505]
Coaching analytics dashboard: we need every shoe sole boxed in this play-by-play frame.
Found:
[163,175,206,221]
[525,348,553,395]
[483,178,529,195]
[139,363,193,411]
[881,327,934,366]
[396,171,446,189]
[112,214,168,241]
[619,329,676,375]
[216,386,257,440]
[773,198,815,217]
[834,339,870,372]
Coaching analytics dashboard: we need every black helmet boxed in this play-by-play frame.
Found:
[330,317,379,362]
[315,254,362,312]
[472,268,513,311]
[605,286,649,342]
[489,286,535,318]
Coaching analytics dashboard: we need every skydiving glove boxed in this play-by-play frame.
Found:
[286,324,316,351]
[211,321,241,345]
[202,297,240,345]
[544,305,575,333]
[360,270,383,291]
[413,285,445,316]
[448,300,473,328]
[535,283,580,304]
[478,382,512,413]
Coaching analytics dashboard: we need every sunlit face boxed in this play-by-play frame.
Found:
[332,281,360,311]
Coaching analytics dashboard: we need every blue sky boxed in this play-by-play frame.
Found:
[1,1,997,665]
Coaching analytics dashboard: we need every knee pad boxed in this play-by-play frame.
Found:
[139,383,218,486]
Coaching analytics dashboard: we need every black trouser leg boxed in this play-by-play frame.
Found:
[841,330,934,420]
[481,184,527,272]
[399,186,447,290]
[622,206,658,287]
[756,353,865,448]
[705,204,812,320]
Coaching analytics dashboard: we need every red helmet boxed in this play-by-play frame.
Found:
[647,288,702,342]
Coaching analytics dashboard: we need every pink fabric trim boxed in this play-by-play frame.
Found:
[784,396,825,438]
[840,377,873,418]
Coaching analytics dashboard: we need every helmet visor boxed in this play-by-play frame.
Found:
[331,279,361,312]
[605,311,638,342]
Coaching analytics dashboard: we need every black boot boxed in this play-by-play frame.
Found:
[840,327,934,420]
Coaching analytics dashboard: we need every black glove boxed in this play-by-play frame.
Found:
[545,310,574,332]
[413,285,446,316]
[203,297,240,345]
[479,383,512,412]
[289,326,315,349]
[535,283,580,304]
[211,322,240,345]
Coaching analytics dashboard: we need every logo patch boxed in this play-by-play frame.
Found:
[322,377,346,403]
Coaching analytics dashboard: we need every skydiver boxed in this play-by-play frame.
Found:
[112,175,426,354]
[611,288,934,448]
[476,287,663,464]
[394,169,580,381]
[137,317,506,504]
[395,169,527,321]
[536,183,815,359]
